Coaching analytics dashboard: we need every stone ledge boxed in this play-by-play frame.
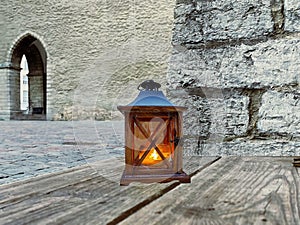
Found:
[183,138,300,156]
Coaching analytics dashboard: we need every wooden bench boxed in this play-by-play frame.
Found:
[0,157,299,224]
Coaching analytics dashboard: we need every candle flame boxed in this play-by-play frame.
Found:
[149,149,160,160]
[138,144,170,165]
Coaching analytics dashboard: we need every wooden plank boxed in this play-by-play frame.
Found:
[0,156,218,225]
[120,157,300,225]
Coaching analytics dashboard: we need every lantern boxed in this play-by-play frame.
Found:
[117,80,190,185]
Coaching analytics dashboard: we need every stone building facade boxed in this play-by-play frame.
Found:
[0,0,175,120]
[168,0,300,155]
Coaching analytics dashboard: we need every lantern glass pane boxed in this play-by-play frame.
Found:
[133,117,174,168]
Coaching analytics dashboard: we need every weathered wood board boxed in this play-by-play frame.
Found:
[0,156,218,225]
[120,157,300,225]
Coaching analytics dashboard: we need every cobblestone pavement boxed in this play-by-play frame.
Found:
[0,120,124,185]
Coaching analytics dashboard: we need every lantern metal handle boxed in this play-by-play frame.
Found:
[137,80,161,91]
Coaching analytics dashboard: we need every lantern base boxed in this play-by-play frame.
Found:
[120,171,190,186]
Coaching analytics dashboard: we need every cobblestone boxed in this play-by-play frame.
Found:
[0,121,124,185]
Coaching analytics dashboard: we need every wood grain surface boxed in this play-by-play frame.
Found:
[120,157,300,225]
[0,156,218,225]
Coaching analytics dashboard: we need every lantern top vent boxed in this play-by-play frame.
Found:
[128,80,173,107]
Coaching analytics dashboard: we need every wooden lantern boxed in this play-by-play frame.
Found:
[118,80,190,185]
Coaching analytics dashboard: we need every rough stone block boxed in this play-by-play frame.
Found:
[173,0,273,44]
[257,90,300,138]
[284,0,300,32]
[170,93,225,139]
[169,91,249,141]
[223,94,250,137]
[168,38,300,90]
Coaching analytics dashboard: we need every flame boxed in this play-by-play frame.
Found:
[138,144,171,165]
[149,150,160,161]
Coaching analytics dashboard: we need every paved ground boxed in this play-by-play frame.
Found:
[0,120,124,185]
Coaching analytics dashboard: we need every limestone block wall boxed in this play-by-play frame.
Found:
[0,0,175,120]
[168,0,300,155]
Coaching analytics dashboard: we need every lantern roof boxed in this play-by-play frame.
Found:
[128,90,173,106]
[118,80,187,112]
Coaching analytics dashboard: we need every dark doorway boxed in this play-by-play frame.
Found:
[10,34,47,120]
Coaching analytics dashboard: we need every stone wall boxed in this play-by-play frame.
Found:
[0,0,175,120]
[168,0,300,155]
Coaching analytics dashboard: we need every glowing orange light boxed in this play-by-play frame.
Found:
[150,150,160,161]
[139,144,171,166]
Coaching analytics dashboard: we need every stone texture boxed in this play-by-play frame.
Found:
[168,37,300,90]
[169,92,225,140]
[183,138,300,156]
[284,0,300,32]
[258,90,300,138]
[169,91,249,142]
[169,0,300,155]
[28,75,44,109]
[224,94,250,138]
[173,0,273,44]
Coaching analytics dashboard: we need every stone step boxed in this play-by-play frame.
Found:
[11,113,46,121]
